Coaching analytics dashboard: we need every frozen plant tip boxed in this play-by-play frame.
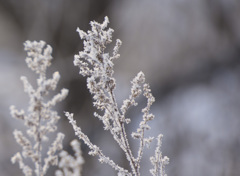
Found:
[150,135,169,176]
[55,139,84,176]
[67,16,169,176]
[10,41,68,176]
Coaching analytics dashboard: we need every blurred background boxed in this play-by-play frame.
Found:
[1,0,240,175]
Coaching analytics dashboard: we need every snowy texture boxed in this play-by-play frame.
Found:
[10,41,68,176]
[67,17,168,176]
[55,139,84,176]
[150,135,169,176]
[65,112,130,176]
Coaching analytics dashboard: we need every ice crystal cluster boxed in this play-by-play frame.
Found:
[66,16,169,176]
[10,41,68,176]
[10,17,168,176]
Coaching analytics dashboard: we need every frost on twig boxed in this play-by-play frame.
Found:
[67,16,169,176]
[10,41,68,176]
[150,135,169,176]
[65,112,131,176]
[55,139,84,176]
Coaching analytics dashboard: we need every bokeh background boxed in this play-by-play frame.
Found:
[1,0,240,175]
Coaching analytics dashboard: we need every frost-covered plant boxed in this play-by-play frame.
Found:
[10,41,68,176]
[10,17,169,176]
[55,139,84,176]
[65,16,169,176]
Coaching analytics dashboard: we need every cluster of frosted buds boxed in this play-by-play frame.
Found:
[150,135,170,176]
[55,139,85,176]
[11,41,68,176]
[67,17,169,176]
[74,16,122,111]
